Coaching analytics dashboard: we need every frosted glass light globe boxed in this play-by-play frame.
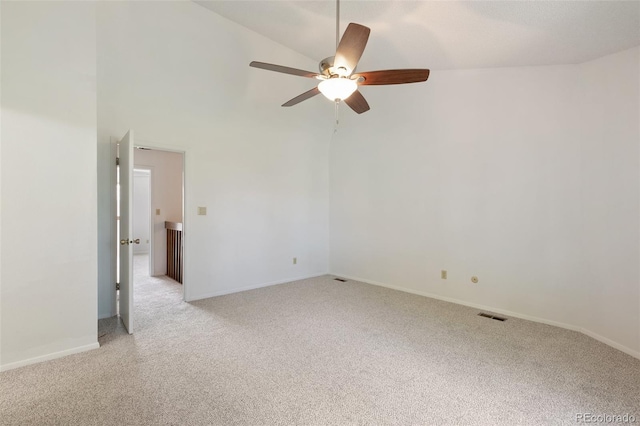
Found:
[318,77,358,101]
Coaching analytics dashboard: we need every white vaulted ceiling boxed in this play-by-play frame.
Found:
[195,1,640,71]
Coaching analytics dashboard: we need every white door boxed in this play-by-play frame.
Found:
[119,130,134,334]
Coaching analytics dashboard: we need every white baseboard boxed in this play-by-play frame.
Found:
[187,272,329,302]
[0,342,100,372]
[334,273,640,361]
[580,328,640,360]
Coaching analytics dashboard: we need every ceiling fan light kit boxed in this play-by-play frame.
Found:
[318,77,358,101]
[249,0,430,114]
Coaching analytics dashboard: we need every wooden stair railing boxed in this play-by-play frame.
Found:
[165,221,183,284]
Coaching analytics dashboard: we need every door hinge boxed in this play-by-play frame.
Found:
[116,282,120,291]
[116,157,120,166]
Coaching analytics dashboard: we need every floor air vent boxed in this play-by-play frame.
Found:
[334,278,347,282]
[478,313,507,321]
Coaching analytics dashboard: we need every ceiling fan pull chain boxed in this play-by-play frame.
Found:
[334,100,340,130]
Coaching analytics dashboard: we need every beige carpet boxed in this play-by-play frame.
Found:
[1,257,639,425]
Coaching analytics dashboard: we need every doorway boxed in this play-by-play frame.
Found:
[133,147,184,283]
[115,132,185,334]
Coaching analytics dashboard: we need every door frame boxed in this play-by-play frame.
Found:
[111,138,188,317]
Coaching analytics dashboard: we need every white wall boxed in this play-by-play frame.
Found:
[580,48,640,354]
[96,1,331,316]
[331,64,584,326]
[0,2,98,370]
[133,170,151,255]
[330,47,640,357]
[134,149,183,274]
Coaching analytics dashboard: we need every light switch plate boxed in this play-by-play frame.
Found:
[198,207,207,216]
[156,209,161,216]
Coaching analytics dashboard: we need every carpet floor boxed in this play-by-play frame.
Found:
[1,256,639,425]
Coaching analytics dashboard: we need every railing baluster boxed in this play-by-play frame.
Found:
[164,222,183,284]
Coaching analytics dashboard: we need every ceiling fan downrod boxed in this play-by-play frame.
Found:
[336,0,340,51]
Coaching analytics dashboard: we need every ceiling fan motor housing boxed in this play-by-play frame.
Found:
[319,56,335,76]
[319,56,351,78]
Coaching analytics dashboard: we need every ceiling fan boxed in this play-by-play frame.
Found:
[249,0,430,114]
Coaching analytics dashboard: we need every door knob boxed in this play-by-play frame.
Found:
[120,239,130,246]
[133,239,140,244]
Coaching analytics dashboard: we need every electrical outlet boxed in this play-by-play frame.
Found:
[156,209,161,216]
[441,270,447,279]
[293,257,297,265]
[471,276,479,283]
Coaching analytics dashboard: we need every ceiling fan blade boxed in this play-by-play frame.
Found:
[334,23,371,73]
[353,69,430,85]
[344,90,370,114]
[250,61,320,79]
[282,87,321,107]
